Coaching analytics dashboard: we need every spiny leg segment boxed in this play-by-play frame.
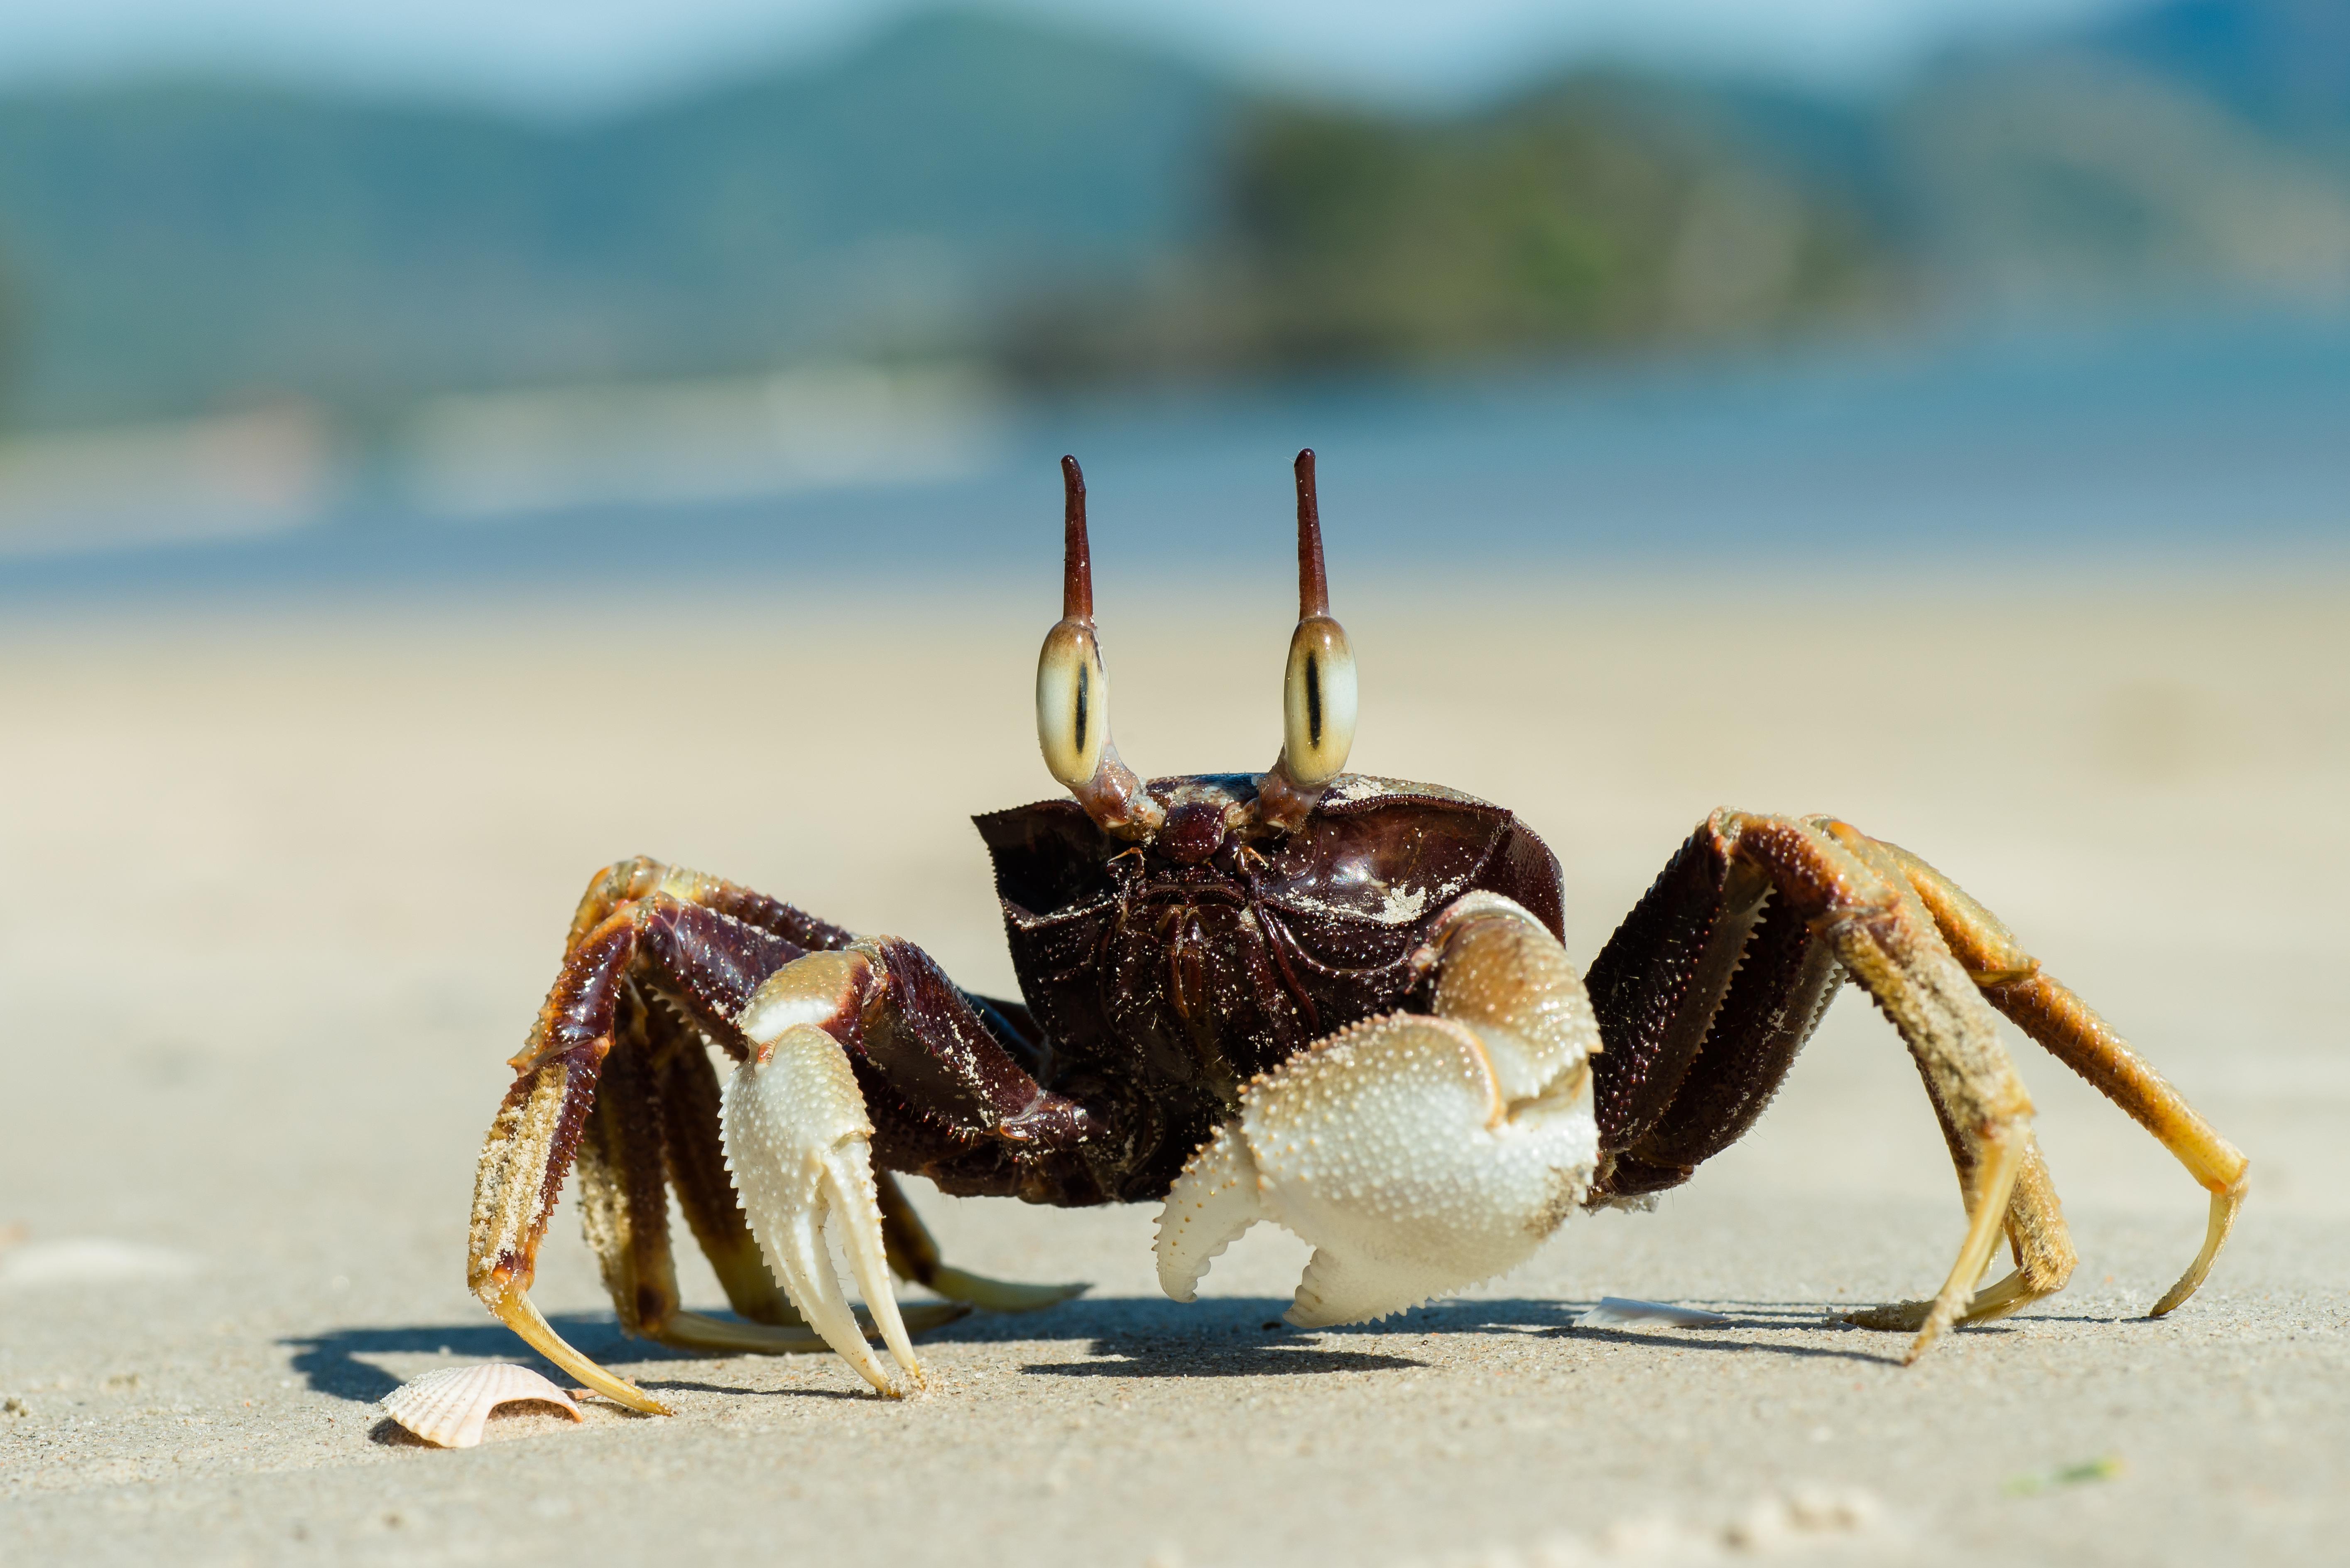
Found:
[1588,811,2244,1359]
[1718,815,2035,1361]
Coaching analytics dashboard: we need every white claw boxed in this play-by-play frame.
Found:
[1157,1011,1598,1328]
[1154,1122,1269,1304]
[721,1023,921,1396]
[822,1147,921,1375]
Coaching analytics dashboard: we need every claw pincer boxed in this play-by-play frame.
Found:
[724,1000,923,1396]
[1157,894,1601,1326]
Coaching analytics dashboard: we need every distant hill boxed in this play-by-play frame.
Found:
[1014,0,2350,381]
[0,12,1228,426]
[1005,75,1913,381]
[1885,0,2350,311]
[2091,0,2350,156]
[1,0,2347,427]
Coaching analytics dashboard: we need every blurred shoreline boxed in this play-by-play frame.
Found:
[3,309,2344,602]
[7,5,2350,433]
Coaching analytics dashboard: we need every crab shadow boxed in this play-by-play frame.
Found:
[285,1292,2023,1409]
[1001,1294,1920,1375]
[1017,1296,1429,1378]
[1032,1294,2062,1371]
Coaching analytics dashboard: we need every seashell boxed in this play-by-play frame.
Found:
[380,1362,584,1448]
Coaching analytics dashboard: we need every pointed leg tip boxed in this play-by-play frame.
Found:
[1903,1310,1961,1365]
[2144,1184,2243,1320]
[487,1284,674,1414]
[655,1310,834,1358]
[576,1378,674,1416]
[1901,1320,1947,1365]
[929,1265,1091,1313]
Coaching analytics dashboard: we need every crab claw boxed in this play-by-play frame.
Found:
[1157,897,1602,1327]
[722,1021,924,1397]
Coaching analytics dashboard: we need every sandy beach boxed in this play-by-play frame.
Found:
[3,571,2345,1564]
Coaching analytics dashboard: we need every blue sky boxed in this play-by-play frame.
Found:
[0,0,2145,111]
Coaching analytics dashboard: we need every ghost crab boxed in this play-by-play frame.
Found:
[466,451,2247,1412]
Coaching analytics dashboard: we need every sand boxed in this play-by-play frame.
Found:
[2,572,2346,1565]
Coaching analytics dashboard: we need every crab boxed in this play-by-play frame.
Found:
[465,451,2248,1413]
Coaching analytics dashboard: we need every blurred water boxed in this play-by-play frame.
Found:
[3,312,2346,606]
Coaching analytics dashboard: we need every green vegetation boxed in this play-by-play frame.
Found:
[0,2,2344,425]
[1236,86,1906,352]
[0,14,1228,428]
[1008,80,1909,380]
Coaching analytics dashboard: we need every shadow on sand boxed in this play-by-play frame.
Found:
[287,1290,1945,1420]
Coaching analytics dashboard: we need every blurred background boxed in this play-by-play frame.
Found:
[0,0,2345,578]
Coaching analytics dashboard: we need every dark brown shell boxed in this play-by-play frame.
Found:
[973,773,1563,1199]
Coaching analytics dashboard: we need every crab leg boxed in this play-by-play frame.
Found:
[1706,814,2039,1361]
[470,860,1088,1403]
[1584,852,1833,1199]
[1839,1102,2078,1332]
[1821,828,2079,1330]
[1583,820,2079,1332]
[877,1172,1087,1313]
[571,987,698,1342]
[1859,831,2249,1317]
[471,914,674,1414]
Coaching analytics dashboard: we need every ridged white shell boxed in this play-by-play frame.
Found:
[380,1362,583,1448]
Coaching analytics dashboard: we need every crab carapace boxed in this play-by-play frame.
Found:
[466,451,2248,1412]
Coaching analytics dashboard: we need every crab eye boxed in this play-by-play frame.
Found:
[1282,614,1356,788]
[1037,619,1110,788]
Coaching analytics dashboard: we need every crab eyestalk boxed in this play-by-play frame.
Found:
[1254,449,1358,834]
[1037,455,1164,840]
